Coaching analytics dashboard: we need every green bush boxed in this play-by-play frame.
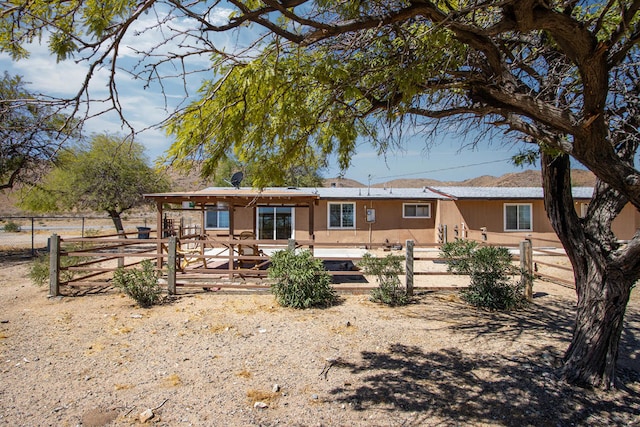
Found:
[3,221,21,232]
[29,255,50,287]
[441,240,526,311]
[268,249,336,309]
[112,259,163,307]
[28,242,87,287]
[359,253,408,306]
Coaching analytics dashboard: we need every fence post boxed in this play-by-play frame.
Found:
[520,239,533,301]
[405,239,414,296]
[167,236,177,295]
[49,234,60,297]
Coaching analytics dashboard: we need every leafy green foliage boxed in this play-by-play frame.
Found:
[3,220,21,232]
[18,133,170,233]
[268,249,336,309]
[112,259,163,308]
[441,240,526,311]
[190,156,325,188]
[359,253,409,306]
[28,242,87,287]
[0,72,76,189]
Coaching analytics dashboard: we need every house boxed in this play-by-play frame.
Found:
[144,185,639,247]
[431,187,638,244]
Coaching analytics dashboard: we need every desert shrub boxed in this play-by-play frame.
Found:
[441,240,526,311]
[28,242,87,287]
[3,221,21,232]
[29,255,50,287]
[268,249,336,309]
[359,253,408,306]
[112,259,163,307]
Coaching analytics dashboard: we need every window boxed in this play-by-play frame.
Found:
[205,208,229,229]
[504,203,532,231]
[257,206,293,240]
[328,202,355,229]
[403,203,431,218]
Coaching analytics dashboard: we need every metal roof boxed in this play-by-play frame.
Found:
[298,186,451,200]
[145,186,595,202]
[431,186,594,199]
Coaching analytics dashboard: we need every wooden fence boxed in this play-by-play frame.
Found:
[46,229,572,297]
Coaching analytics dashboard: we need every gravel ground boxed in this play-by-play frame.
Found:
[1,243,639,426]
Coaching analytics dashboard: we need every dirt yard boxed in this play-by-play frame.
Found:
[1,233,639,426]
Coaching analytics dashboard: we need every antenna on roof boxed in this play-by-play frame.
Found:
[227,171,244,189]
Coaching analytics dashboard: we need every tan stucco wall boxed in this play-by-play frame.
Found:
[312,200,435,245]
[199,196,638,246]
[612,204,640,240]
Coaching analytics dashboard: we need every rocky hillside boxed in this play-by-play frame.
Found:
[0,168,596,216]
[324,169,595,188]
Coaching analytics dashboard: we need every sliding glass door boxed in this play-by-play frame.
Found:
[257,207,294,240]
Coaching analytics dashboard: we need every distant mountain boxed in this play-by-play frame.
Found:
[0,168,597,216]
[324,169,595,188]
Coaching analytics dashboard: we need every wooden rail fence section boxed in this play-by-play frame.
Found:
[47,231,570,297]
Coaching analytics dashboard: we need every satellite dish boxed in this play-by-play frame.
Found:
[230,171,244,189]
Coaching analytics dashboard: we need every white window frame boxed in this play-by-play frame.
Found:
[403,203,431,219]
[204,208,230,230]
[256,206,295,240]
[504,203,533,232]
[327,202,356,229]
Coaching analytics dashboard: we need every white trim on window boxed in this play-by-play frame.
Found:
[403,203,431,218]
[327,202,356,229]
[204,208,230,230]
[504,203,532,232]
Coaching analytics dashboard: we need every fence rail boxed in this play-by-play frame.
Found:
[45,229,574,297]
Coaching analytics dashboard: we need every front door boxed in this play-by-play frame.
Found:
[257,207,294,240]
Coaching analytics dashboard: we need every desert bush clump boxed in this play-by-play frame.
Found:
[28,242,87,287]
[441,240,526,311]
[3,221,21,232]
[112,259,163,307]
[359,253,408,306]
[268,249,336,308]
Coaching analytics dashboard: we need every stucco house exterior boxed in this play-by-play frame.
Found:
[144,185,639,246]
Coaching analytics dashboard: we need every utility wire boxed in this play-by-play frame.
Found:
[374,157,514,180]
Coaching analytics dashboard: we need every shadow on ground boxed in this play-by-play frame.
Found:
[328,297,640,426]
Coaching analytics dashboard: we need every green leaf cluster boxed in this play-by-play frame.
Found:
[1,72,77,188]
[441,240,526,311]
[112,259,163,308]
[268,249,336,309]
[18,133,170,223]
[165,22,466,186]
[0,0,138,61]
[359,253,409,306]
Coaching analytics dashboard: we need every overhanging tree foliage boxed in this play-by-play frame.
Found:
[19,134,170,234]
[0,71,76,190]
[1,0,639,389]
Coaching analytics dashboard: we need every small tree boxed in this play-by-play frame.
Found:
[441,240,526,311]
[268,249,336,309]
[19,133,170,235]
[359,253,408,306]
[0,72,77,190]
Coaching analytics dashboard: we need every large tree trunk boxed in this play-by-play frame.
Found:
[107,209,127,238]
[541,152,636,389]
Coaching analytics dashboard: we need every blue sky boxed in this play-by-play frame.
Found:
[0,9,540,186]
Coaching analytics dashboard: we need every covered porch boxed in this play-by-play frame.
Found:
[143,187,353,283]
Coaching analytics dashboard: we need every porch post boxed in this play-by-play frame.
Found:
[308,200,315,254]
[228,203,235,279]
[520,239,533,301]
[156,201,164,269]
[48,234,60,297]
[405,239,414,296]
[167,236,177,295]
